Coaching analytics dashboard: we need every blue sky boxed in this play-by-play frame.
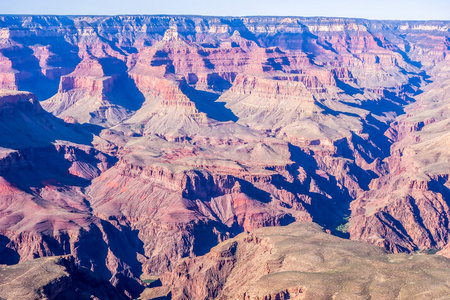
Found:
[1,0,449,20]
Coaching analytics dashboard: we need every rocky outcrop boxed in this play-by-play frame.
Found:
[87,156,311,274]
[0,90,42,116]
[147,223,450,300]
[0,15,449,300]
[0,255,127,299]
[42,57,141,126]
[0,89,145,298]
[348,59,450,253]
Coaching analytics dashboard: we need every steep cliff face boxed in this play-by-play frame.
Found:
[0,90,144,298]
[348,58,450,253]
[42,57,144,126]
[146,223,450,300]
[0,15,449,299]
[86,138,313,274]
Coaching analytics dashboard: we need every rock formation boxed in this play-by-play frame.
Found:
[0,15,449,298]
[145,223,450,300]
[0,255,127,299]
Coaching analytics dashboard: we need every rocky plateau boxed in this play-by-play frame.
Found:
[0,15,449,299]
[145,222,450,300]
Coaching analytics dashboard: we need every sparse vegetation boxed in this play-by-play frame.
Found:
[416,249,439,255]
[335,216,350,233]
[143,279,157,284]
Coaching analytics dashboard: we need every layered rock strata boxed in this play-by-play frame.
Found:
[0,15,448,299]
[145,223,450,300]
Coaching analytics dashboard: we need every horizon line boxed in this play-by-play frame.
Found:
[0,14,449,22]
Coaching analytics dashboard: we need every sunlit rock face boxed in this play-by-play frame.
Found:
[0,15,449,299]
[149,223,450,300]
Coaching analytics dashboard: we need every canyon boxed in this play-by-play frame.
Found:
[0,15,449,299]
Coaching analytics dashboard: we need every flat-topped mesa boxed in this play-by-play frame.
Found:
[230,75,314,98]
[116,153,292,196]
[116,159,242,195]
[272,72,333,93]
[129,74,196,108]
[160,88,195,108]
[226,75,321,117]
[0,90,41,117]
[58,58,114,94]
[41,55,139,126]
[154,79,196,108]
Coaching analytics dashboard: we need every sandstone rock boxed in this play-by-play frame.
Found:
[0,15,449,300]
[150,223,450,300]
[349,59,450,253]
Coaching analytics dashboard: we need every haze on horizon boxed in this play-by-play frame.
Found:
[1,0,449,21]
